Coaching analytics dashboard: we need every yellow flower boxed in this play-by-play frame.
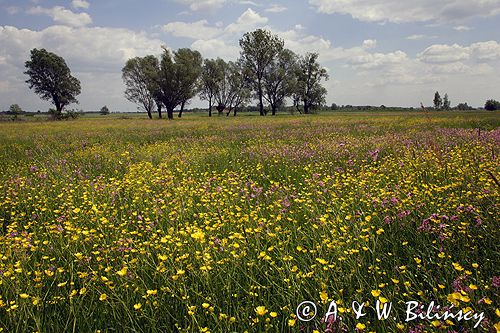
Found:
[320,291,328,303]
[452,262,464,271]
[99,294,107,301]
[270,312,278,318]
[133,303,142,310]
[19,294,29,299]
[431,320,441,327]
[202,303,210,309]
[255,306,268,316]
[414,257,421,264]
[288,319,296,327]
[356,323,366,330]
[116,267,128,276]
[371,290,381,297]
[146,289,158,296]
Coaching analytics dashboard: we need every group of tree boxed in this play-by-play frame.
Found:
[484,99,500,111]
[122,29,329,119]
[433,91,451,110]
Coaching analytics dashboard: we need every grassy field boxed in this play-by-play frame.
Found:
[0,112,499,332]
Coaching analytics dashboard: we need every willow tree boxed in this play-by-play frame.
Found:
[122,55,159,119]
[24,48,81,114]
[239,29,284,116]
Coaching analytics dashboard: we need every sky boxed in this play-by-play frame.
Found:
[1,0,500,112]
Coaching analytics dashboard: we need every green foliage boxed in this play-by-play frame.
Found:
[157,48,203,119]
[456,102,473,111]
[443,93,450,110]
[239,29,285,116]
[122,55,159,119]
[433,91,442,109]
[484,99,500,111]
[293,53,329,114]
[100,106,110,115]
[263,48,298,115]
[24,48,81,113]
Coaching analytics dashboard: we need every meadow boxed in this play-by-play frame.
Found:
[0,112,499,333]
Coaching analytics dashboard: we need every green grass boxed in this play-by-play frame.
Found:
[0,112,499,332]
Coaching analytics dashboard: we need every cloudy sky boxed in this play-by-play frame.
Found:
[1,0,499,112]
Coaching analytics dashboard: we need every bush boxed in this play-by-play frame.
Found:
[484,99,500,111]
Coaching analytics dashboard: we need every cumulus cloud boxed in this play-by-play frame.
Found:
[72,0,90,9]
[225,8,268,33]
[453,25,472,31]
[265,4,287,13]
[174,0,227,11]
[0,25,164,110]
[27,6,92,27]
[308,0,500,23]
[163,20,222,39]
[418,41,500,63]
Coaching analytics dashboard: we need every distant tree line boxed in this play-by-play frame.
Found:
[121,29,329,119]
[20,40,500,120]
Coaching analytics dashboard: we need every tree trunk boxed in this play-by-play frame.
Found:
[158,105,163,119]
[304,99,309,114]
[258,79,265,116]
[271,104,277,116]
[208,98,212,117]
[233,108,238,116]
[147,109,152,119]
[216,104,224,116]
[167,107,174,120]
[178,101,185,118]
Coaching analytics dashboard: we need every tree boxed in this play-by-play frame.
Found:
[174,48,203,118]
[433,91,442,110]
[100,105,110,115]
[293,53,329,114]
[122,55,159,119]
[443,93,450,110]
[8,104,22,120]
[25,48,81,114]
[199,59,222,117]
[239,29,284,116]
[263,48,297,116]
[157,48,203,120]
[484,99,500,111]
[208,59,250,116]
[456,102,473,110]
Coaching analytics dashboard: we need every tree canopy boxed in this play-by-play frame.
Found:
[239,29,285,116]
[24,48,81,113]
[122,55,159,119]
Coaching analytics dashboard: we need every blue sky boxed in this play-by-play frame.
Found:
[1,0,499,112]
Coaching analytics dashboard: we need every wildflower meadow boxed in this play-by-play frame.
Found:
[0,112,499,332]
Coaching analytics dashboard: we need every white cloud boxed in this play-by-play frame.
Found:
[418,43,470,63]
[27,6,92,27]
[225,8,268,34]
[191,39,240,60]
[0,25,164,111]
[265,4,287,13]
[175,0,226,11]
[162,20,222,40]
[362,39,377,49]
[453,25,472,31]
[309,0,500,23]
[418,41,500,64]
[72,0,90,9]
